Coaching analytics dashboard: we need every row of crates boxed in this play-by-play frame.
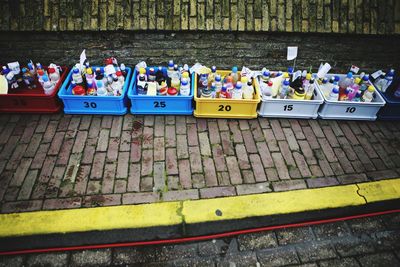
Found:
[0,66,399,121]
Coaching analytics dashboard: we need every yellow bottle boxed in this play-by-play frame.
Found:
[292,88,306,100]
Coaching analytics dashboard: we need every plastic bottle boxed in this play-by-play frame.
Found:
[292,87,306,100]
[231,66,239,84]
[232,81,243,99]
[27,62,36,76]
[41,75,54,95]
[304,78,315,100]
[148,67,156,82]
[214,75,222,98]
[37,69,46,85]
[210,82,217,98]
[353,91,362,102]
[85,68,95,84]
[260,69,270,83]
[362,85,375,102]
[243,77,254,100]
[116,71,125,87]
[167,87,178,96]
[72,68,83,85]
[96,80,107,96]
[120,64,127,77]
[48,68,60,84]
[262,81,273,100]
[359,75,369,95]
[225,76,234,95]
[158,81,168,96]
[138,67,147,81]
[208,66,217,85]
[327,86,339,101]
[111,77,122,96]
[21,68,35,88]
[319,78,330,97]
[339,87,350,101]
[381,69,395,93]
[288,67,294,80]
[219,86,229,98]
[86,81,97,96]
[137,74,147,95]
[394,83,400,98]
[166,60,174,83]
[347,77,361,101]
[280,80,290,99]
[302,73,312,88]
[181,72,190,84]
[180,79,190,96]
[339,72,354,91]
[155,67,165,85]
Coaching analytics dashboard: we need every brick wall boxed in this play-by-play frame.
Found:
[1,0,399,34]
[0,31,399,72]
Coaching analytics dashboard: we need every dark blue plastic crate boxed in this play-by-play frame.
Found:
[58,66,132,115]
[127,67,194,115]
[377,77,400,120]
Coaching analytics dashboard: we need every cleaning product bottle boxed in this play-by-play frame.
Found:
[339,87,350,101]
[148,67,156,82]
[137,74,147,95]
[362,85,375,102]
[198,74,208,97]
[339,72,354,91]
[111,77,122,96]
[155,66,165,85]
[280,80,290,99]
[260,69,270,83]
[210,82,217,98]
[86,81,97,96]
[304,78,315,100]
[180,79,190,96]
[85,68,94,84]
[231,66,239,84]
[347,77,361,101]
[352,91,362,102]
[232,81,243,99]
[138,67,147,81]
[359,75,369,95]
[262,81,273,100]
[72,67,83,85]
[96,80,107,96]
[120,64,127,77]
[214,75,222,98]
[302,73,312,88]
[381,69,395,93]
[48,68,60,84]
[21,68,35,88]
[219,86,229,98]
[208,66,217,85]
[327,86,339,101]
[243,77,254,100]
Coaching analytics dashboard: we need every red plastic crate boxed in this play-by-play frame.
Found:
[0,66,68,113]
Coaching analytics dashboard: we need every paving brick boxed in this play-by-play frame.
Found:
[4,187,19,201]
[187,123,199,146]
[293,151,311,177]
[97,129,109,151]
[249,120,264,142]
[372,158,387,171]
[272,180,307,192]
[203,157,218,187]
[188,146,202,173]
[199,132,212,156]
[197,118,207,132]
[217,119,229,131]
[102,163,116,194]
[337,136,358,161]
[257,247,299,266]
[235,144,251,170]
[298,140,317,165]
[226,156,243,184]
[296,242,337,262]
[358,252,399,266]
[340,123,360,145]
[18,170,38,200]
[229,120,243,143]
[122,192,159,204]
[302,126,320,149]
[153,162,166,191]
[179,159,192,189]
[88,117,101,138]
[283,127,300,151]
[1,200,42,213]
[71,249,112,266]
[249,154,267,182]
[374,143,396,169]
[318,159,335,177]
[220,131,234,155]
[114,179,127,194]
[140,177,153,192]
[119,130,131,152]
[337,173,368,184]
[86,180,102,195]
[55,138,74,166]
[31,156,57,199]
[242,169,256,183]
[175,116,186,135]
[306,177,339,188]
[10,158,32,187]
[141,149,153,176]
[163,189,199,201]
[142,126,154,149]
[116,152,129,178]
[208,121,221,144]
[90,152,106,180]
[334,147,355,174]
[265,168,279,181]
[127,163,140,192]
[167,176,180,190]
[36,116,50,133]
[20,121,37,144]
[256,142,274,168]
[239,120,249,130]
[82,194,122,208]
[271,152,290,180]
[200,186,236,198]
[106,137,119,162]
[43,197,81,210]
[0,135,19,160]
[242,130,257,153]
[42,121,58,143]
[165,116,175,125]
[192,174,206,188]
[318,138,338,162]
[57,116,71,132]
[236,182,271,195]
[101,115,113,128]
[212,144,227,172]
[322,126,340,148]
[73,165,90,196]
[72,130,88,154]
[81,138,96,165]
[357,135,379,159]
[153,137,165,161]
[25,133,42,157]
[176,135,188,159]
[353,146,376,171]
[276,226,314,245]
[110,116,122,137]
[368,170,398,180]
[6,143,28,170]
[289,119,306,139]
[165,148,178,175]
[270,119,286,140]
[130,136,142,163]
[27,252,68,267]
[165,125,176,148]
[79,115,92,130]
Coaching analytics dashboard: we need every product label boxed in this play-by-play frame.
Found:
[350,65,360,74]
[371,70,384,79]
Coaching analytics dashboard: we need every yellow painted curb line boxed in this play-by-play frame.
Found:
[0,178,399,238]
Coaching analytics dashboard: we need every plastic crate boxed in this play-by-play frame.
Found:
[315,74,386,121]
[257,72,324,119]
[127,67,194,115]
[376,78,400,120]
[193,70,261,119]
[0,66,68,113]
[58,66,132,115]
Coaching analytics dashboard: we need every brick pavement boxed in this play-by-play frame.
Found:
[1,212,399,266]
[0,113,400,213]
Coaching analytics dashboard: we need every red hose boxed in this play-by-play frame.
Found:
[1,209,399,256]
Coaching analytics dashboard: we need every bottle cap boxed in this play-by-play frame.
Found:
[149,67,155,73]
[322,78,328,84]
[139,68,146,74]
[362,75,369,81]
[38,69,44,75]
[174,64,178,70]
[332,87,339,94]
[48,68,55,74]
[120,64,126,70]
[226,76,233,84]
[283,80,290,86]
[104,58,113,65]
[182,72,189,78]
[116,71,122,77]
[263,70,270,77]
[241,77,248,83]
[211,66,217,72]
[27,63,34,70]
[113,77,118,82]
[388,69,395,76]
[73,68,79,74]
[215,75,221,82]
[347,72,353,78]
[181,80,188,86]
[42,75,49,82]
[96,67,101,73]
[96,81,103,87]
[232,66,238,73]
[334,75,340,82]
[168,87,178,95]
[356,91,362,97]
[22,68,27,73]
[310,78,315,84]
[86,68,93,75]
[368,85,375,92]
[221,86,227,92]
[354,77,361,84]
[288,67,294,74]
[168,60,174,67]
[211,82,216,89]
[283,72,289,78]
[236,82,242,89]
[306,73,312,80]
[267,81,273,86]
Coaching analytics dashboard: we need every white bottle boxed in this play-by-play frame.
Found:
[232,81,243,99]
[180,80,190,96]
[327,86,339,101]
[214,75,222,98]
[362,86,375,102]
[48,68,60,84]
[262,81,273,100]
[72,68,83,84]
[231,66,239,84]
[243,78,254,100]
[111,77,122,96]
[42,75,55,95]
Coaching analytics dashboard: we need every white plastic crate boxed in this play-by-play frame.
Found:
[315,74,386,121]
[257,73,324,119]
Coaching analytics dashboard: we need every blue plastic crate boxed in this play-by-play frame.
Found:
[58,66,132,115]
[377,77,400,120]
[127,67,194,115]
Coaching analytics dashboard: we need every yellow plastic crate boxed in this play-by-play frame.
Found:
[193,70,261,119]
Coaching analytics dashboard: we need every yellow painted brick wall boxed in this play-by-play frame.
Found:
[1,0,399,34]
